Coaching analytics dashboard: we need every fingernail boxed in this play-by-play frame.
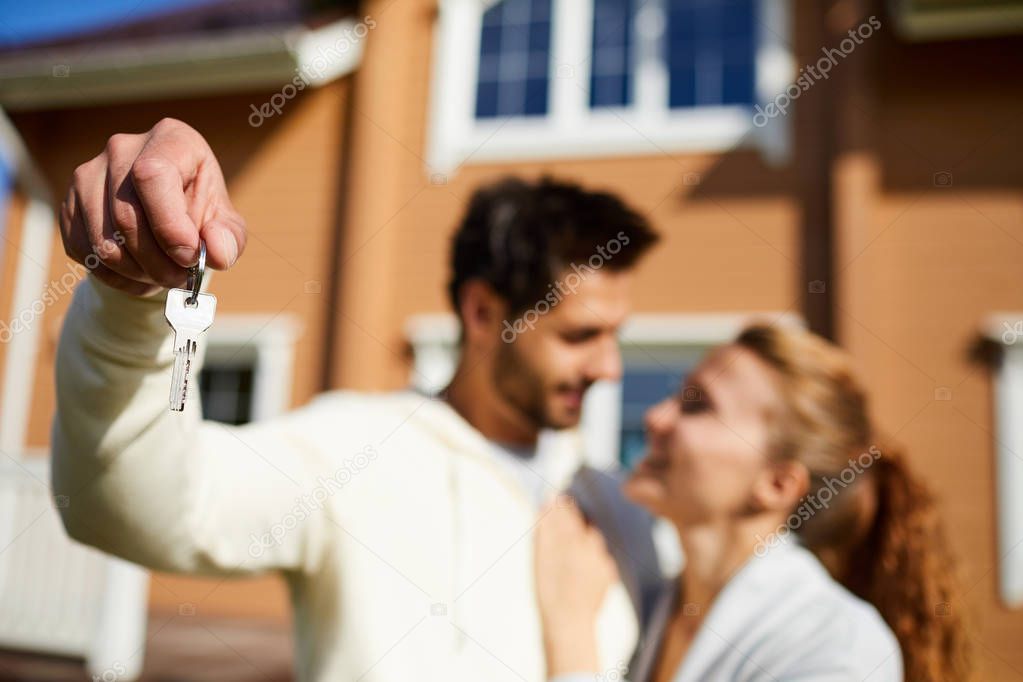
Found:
[168,245,196,266]
[223,230,239,266]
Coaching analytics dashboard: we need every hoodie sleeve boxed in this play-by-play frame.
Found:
[50,275,337,577]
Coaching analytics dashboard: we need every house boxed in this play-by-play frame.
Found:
[0,0,1021,678]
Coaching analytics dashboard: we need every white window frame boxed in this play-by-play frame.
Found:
[985,313,1023,608]
[427,0,793,174]
[202,314,301,422]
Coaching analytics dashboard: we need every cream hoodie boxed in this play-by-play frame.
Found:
[51,276,643,682]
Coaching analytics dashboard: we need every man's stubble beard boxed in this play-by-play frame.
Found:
[493,340,567,431]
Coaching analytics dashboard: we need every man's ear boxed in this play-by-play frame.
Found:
[458,280,506,349]
[751,459,810,514]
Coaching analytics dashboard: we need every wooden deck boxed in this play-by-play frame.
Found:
[0,615,293,681]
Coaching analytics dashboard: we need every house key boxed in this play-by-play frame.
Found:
[164,240,217,411]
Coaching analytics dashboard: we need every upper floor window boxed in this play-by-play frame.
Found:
[429,0,791,173]
[475,0,552,117]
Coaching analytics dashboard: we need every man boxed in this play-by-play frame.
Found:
[52,118,662,681]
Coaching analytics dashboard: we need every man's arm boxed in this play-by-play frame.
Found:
[51,118,337,576]
[51,274,338,576]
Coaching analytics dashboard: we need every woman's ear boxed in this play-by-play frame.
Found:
[751,459,810,514]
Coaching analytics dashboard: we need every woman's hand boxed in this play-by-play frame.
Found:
[534,496,619,677]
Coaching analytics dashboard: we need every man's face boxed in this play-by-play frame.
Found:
[494,270,631,430]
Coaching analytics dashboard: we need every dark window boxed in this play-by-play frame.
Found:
[199,362,256,425]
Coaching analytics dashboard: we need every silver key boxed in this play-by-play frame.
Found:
[164,240,217,412]
[165,288,217,411]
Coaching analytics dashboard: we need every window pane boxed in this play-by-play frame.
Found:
[475,0,552,119]
[199,363,256,425]
[589,0,633,108]
[667,0,755,109]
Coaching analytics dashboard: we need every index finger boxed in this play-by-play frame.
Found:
[129,130,204,267]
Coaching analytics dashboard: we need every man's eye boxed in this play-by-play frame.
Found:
[562,329,597,343]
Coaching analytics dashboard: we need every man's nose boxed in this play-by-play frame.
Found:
[586,337,622,383]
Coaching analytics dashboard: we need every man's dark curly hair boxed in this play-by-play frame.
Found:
[448,176,659,319]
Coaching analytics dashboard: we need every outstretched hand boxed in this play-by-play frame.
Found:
[59,118,246,297]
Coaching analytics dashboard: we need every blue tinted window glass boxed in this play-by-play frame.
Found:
[668,65,696,107]
[592,75,629,107]
[589,0,632,108]
[721,60,754,105]
[476,81,500,118]
[524,78,548,115]
[667,0,756,109]
[475,0,552,119]
[619,365,692,469]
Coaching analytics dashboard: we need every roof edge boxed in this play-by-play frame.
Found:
[0,17,364,110]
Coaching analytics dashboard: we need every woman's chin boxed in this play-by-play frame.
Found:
[622,471,666,512]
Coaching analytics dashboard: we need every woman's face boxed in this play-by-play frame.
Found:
[623,344,786,525]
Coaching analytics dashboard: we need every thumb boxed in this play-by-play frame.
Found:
[200,210,245,270]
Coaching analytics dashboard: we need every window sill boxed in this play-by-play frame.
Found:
[428,105,787,173]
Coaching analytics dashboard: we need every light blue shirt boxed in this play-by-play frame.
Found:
[552,541,902,682]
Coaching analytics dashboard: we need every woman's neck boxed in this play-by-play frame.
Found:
[675,515,784,610]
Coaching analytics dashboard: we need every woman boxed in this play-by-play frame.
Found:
[535,324,970,682]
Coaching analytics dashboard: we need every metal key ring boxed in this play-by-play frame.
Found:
[185,240,206,306]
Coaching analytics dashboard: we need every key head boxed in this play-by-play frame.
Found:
[165,288,217,333]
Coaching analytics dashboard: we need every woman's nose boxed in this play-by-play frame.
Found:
[644,399,676,435]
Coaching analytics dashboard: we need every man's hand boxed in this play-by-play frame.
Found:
[60,118,246,297]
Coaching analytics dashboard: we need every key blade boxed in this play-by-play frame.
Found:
[169,346,194,411]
